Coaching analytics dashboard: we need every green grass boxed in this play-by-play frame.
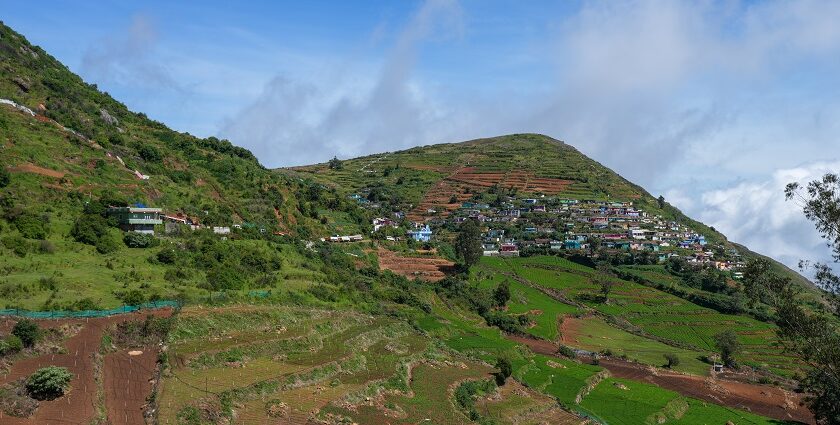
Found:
[568,316,711,376]
[579,378,787,425]
[486,256,798,376]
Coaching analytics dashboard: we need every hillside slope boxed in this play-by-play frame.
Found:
[285,133,814,290]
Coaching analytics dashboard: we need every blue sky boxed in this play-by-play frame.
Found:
[4,0,840,274]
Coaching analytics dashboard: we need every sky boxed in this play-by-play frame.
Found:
[4,0,840,276]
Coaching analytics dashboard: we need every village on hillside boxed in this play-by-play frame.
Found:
[344,190,746,280]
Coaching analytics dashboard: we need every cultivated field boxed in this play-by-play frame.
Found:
[0,308,173,425]
[156,305,553,425]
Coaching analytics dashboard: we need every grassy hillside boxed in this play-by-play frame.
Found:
[0,22,818,425]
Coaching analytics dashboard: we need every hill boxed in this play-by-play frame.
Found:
[285,133,814,291]
[0,21,825,424]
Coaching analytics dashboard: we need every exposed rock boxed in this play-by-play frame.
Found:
[12,76,29,92]
[100,108,119,126]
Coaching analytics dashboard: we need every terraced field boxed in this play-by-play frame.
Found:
[157,305,574,425]
[480,256,797,377]
[414,294,795,424]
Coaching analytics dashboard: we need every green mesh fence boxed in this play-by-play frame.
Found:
[0,300,180,319]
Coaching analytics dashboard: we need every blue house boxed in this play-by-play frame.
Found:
[408,225,432,242]
[564,240,582,249]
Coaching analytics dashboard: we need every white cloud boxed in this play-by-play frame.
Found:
[81,14,182,91]
[217,0,468,166]
[692,161,840,272]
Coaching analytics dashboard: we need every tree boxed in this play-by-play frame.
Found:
[495,357,512,386]
[657,195,665,209]
[663,353,680,369]
[454,219,482,269]
[713,330,740,368]
[493,280,511,307]
[595,264,615,303]
[12,319,40,348]
[26,366,72,400]
[328,156,343,170]
[765,174,840,424]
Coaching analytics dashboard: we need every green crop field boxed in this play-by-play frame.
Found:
[579,378,784,425]
[482,256,798,377]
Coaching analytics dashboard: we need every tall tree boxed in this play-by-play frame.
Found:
[749,174,840,424]
[455,219,482,269]
[595,264,615,303]
[493,280,511,307]
[713,330,740,368]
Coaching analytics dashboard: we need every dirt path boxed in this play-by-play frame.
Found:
[0,309,172,425]
[7,163,66,179]
[508,335,814,424]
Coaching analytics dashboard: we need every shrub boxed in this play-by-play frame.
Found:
[156,246,177,264]
[12,319,40,348]
[38,239,56,254]
[13,213,48,239]
[2,234,33,257]
[119,289,146,306]
[122,232,159,248]
[0,335,23,355]
[138,144,162,162]
[26,366,72,400]
[206,265,246,291]
[95,236,119,254]
[557,345,577,359]
[495,357,512,386]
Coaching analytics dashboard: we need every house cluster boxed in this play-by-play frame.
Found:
[358,194,743,272]
[455,197,743,269]
[106,205,261,237]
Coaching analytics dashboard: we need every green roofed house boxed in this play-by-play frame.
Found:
[107,206,163,234]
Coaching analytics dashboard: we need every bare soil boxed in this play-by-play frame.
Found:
[376,247,454,282]
[0,308,172,424]
[7,163,66,179]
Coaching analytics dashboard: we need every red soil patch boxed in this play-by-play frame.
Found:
[0,308,173,425]
[7,163,66,179]
[559,316,585,345]
[406,166,572,222]
[376,247,454,282]
[104,348,158,425]
[508,334,815,424]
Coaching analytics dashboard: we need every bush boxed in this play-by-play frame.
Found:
[119,289,146,306]
[38,239,56,254]
[12,319,40,348]
[206,265,246,291]
[156,246,178,264]
[2,234,33,257]
[557,345,577,359]
[95,236,120,254]
[26,366,72,400]
[495,357,512,386]
[13,213,48,239]
[123,232,159,248]
[138,144,162,162]
[664,353,680,368]
[0,335,23,355]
